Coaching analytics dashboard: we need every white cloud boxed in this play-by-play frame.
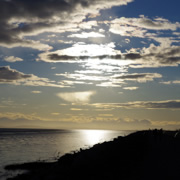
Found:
[56,91,96,103]
[68,32,105,38]
[4,56,23,62]
[109,16,180,38]
[110,23,147,38]
[96,82,123,87]
[173,81,180,84]
[31,91,42,94]
[56,73,108,81]
[123,87,139,90]
[70,108,83,111]
[160,80,180,85]
[78,21,98,29]
[38,43,119,63]
[125,38,130,43]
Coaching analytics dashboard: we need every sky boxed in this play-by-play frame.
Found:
[0,0,180,130]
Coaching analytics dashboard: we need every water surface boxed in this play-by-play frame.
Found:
[0,128,132,179]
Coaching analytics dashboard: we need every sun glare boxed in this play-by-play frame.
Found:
[82,130,108,146]
[62,43,117,57]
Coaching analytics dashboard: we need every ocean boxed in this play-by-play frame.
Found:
[0,128,133,180]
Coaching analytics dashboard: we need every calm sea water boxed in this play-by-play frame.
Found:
[0,128,133,180]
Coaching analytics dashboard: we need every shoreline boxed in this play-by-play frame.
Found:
[5,129,180,180]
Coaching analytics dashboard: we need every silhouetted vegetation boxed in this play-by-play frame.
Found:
[5,129,180,180]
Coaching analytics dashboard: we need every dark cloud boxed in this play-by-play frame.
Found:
[0,66,31,82]
[115,73,146,79]
[124,45,180,68]
[124,53,141,59]
[48,54,93,61]
[0,66,65,87]
[47,53,122,61]
[93,100,180,109]
[144,100,180,109]
[114,73,162,82]
[0,0,74,48]
[142,46,180,66]
[0,0,132,49]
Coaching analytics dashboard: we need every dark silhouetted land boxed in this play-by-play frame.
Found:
[5,129,180,180]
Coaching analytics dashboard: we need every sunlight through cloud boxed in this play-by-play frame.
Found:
[56,91,96,103]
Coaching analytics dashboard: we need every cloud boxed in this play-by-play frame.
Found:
[0,0,133,49]
[38,43,121,62]
[125,38,130,43]
[0,39,52,51]
[56,71,161,88]
[0,112,72,129]
[0,66,67,88]
[88,118,152,130]
[56,91,96,103]
[124,53,141,60]
[108,15,180,69]
[98,114,113,117]
[68,32,105,38]
[160,80,180,85]
[31,91,42,94]
[124,43,180,68]
[160,81,172,85]
[61,80,90,86]
[70,108,83,111]
[40,53,122,62]
[0,112,179,130]
[109,16,180,38]
[4,56,23,62]
[92,99,180,109]
[56,73,108,81]
[0,99,16,108]
[173,81,180,84]
[0,112,152,130]
[140,44,180,68]
[78,21,98,29]
[96,82,123,87]
[51,113,60,116]
[114,73,162,82]
[123,87,139,90]
[0,66,31,82]
[38,38,180,69]
[0,112,44,122]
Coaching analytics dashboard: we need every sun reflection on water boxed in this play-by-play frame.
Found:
[81,129,111,146]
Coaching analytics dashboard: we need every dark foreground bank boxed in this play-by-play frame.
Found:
[5,129,180,180]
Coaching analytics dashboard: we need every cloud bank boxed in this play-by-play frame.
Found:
[93,100,180,109]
